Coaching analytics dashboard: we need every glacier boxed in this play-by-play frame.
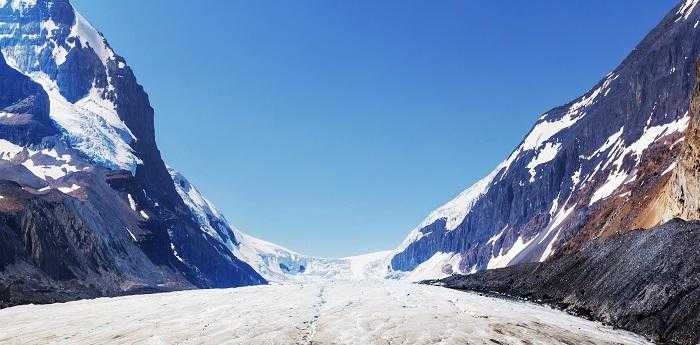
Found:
[0,280,651,345]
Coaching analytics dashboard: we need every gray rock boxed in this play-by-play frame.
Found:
[432,219,700,345]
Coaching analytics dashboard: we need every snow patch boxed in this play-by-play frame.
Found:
[677,0,699,21]
[661,161,678,176]
[126,194,136,211]
[486,225,507,246]
[585,127,624,160]
[0,139,23,158]
[590,170,632,206]
[487,235,535,269]
[571,168,582,186]
[405,252,463,282]
[0,140,81,181]
[527,142,561,182]
[57,184,80,194]
[170,243,184,263]
[125,228,136,242]
[539,205,575,261]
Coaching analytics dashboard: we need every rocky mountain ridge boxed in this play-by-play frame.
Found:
[391,0,700,280]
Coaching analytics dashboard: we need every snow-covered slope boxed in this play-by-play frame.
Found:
[0,280,651,345]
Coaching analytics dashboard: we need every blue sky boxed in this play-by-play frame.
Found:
[72,0,677,257]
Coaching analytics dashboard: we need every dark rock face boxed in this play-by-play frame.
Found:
[0,54,56,145]
[0,179,192,308]
[392,0,700,276]
[432,219,700,345]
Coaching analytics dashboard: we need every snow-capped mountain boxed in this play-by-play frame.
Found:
[4,0,699,304]
[391,0,700,279]
[0,0,284,304]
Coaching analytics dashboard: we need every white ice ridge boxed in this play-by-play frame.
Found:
[69,11,116,65]
[522,73,618,153]
[0,281,651,345]
[411,165,501,236]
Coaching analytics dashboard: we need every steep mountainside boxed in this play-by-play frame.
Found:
[0,0,277,306]
[391,0,700,278]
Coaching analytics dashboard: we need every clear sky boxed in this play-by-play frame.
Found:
[72,0,677,257]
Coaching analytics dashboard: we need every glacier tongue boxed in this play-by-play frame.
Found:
[0,280,651,345]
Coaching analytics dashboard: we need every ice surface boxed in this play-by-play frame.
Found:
[0,281,650,345]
